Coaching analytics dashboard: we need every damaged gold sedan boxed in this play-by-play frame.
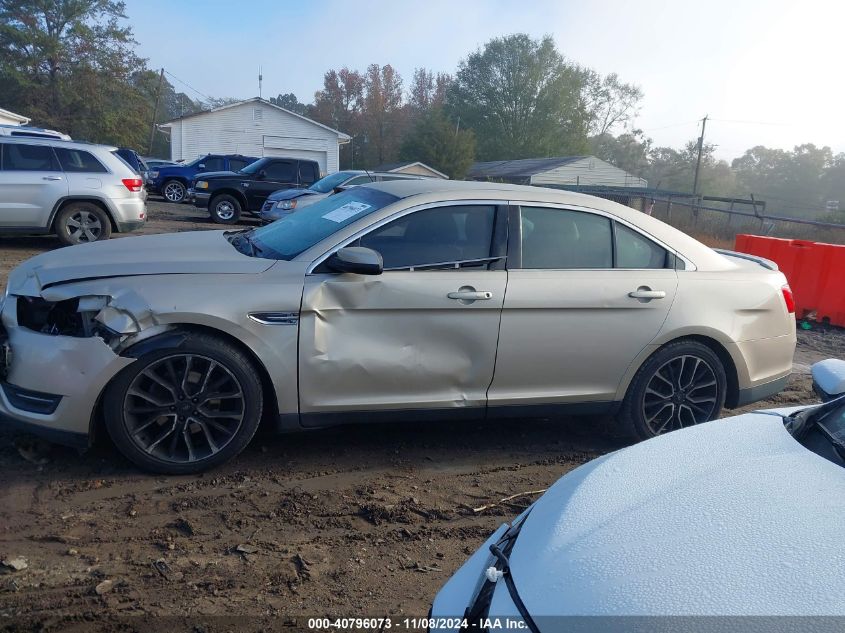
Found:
[0,181,796,473]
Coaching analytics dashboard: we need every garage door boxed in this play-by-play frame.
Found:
[263,136,328,174]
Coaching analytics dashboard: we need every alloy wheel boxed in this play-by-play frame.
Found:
[215,201,235,220]
[164,182,185,202]
[66,210,103,243]
[122,354,246,464]
[641,354,719,435]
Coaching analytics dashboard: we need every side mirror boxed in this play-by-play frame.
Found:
[811,359,845,401]
[257,169,267,180]
[325,247,383,275]
[198,163,206,170]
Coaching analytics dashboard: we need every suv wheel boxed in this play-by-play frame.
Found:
[162,180,186,203]
[210,194,242,224]
[620,340,727,441]
[103,333,263,474]
[55,202,112,246]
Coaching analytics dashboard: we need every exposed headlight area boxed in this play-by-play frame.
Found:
[275,199,296,210]
[195,180,209,189]
[17,296,108,338]
[148,170,159,179]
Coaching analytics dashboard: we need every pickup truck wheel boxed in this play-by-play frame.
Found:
[210,194,241,224]
[162,180,186,203]
[103,334,263,474]
[55,202,112,245]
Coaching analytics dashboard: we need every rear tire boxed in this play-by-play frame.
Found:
[55,202,112,246]
[103,333,263,474]
[619,340,727,441]
[162,180,187,203]
[209,194,242,224]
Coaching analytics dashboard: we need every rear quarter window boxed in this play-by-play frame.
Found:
[55,147,108,173]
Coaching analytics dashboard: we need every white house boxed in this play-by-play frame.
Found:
[467,156,647,188]
[0,107,30,126]
[159,97,350,175]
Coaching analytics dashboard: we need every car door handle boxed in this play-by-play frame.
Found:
[448,290,493,301]
[628,289,666,300]
[42,176,62,181]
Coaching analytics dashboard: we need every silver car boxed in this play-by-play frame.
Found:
[0,181,795,473]
[0,137,147,244]
[257,170,429,223]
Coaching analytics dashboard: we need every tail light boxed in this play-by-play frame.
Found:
[781,284,795,314]
[121,178,143,192]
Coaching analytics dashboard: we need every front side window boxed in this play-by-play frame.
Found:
[264,160,295,181]
[228,158,250,172]
[356,205,496,270]
[2,143,60,171]
[202,157,225,171]
[55,148,107,173]
[299,162,318,185]
[615,223,669,269]
[520,206,612,269]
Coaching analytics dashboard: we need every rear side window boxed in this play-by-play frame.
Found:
[519,207,612,269]
[299,162,318,185]
[2,143,60,171]
[55,147,108,173]
[615,223,669,269]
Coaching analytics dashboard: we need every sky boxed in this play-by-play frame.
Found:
[125,0,845,161]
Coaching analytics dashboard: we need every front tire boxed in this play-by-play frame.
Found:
[620,340,726,441]
[209,194,242,224]
[162,179,187,203]
[55,202,112,245]
[103,333,263,474]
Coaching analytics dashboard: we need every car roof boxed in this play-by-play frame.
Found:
[0,136,117,152]
[361,179,732,271]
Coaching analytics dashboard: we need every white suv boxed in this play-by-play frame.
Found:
[0,137,147,245]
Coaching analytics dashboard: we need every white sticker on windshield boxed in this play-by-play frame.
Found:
[323,201,372,223]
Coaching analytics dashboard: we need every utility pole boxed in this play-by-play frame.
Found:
[147,67,165,155]
[692,114,708,195]
[258,66,263,99]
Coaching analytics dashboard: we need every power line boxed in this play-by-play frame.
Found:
[163,69,215,105]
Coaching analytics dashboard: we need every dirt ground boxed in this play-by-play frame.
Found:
[0,199,843,631]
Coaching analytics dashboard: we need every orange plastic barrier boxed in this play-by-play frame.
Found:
[734,234,845,325]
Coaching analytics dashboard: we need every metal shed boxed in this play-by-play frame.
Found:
[467,155,647,188]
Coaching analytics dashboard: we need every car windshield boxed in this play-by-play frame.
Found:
[250,187,399,260]
[238,157,271,175]
[308,171,362,194]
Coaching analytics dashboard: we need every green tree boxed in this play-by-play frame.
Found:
[408,68,450,113]
[269,92,308,115]
[0,0,149,147]
[447,34,590,160]
[399,107,475,179]
[590,129,651,178]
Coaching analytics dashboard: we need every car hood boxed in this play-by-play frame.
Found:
[267,188,316,202]
[507,415,845,616]
[7,231,276,296]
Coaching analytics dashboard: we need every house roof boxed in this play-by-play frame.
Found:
[159,97,350,141]
[0,107,30,125]
[374,161,449,179]
[467,156,590,179]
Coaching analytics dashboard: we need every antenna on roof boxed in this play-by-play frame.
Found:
[258,66,263,99]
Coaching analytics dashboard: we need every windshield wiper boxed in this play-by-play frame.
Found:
[226,229,263,257]
[464,511,540,633]
[754,392,845,440]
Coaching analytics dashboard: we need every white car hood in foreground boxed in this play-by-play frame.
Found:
[505,415,845,616]
[7,231,276,296]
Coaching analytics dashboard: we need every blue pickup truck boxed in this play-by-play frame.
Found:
[148,154,259,203]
